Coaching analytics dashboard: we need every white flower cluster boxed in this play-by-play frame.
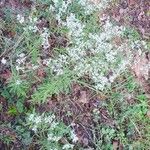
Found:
[20,0,148,91]
[78,0,112,14]
[15,80,22,85]
[20,9,50,50]
[17,14,25,24]
[65,13,85,38]
[51,55,68,75]
[78,0,96,14]
[40,28,50,49]
[23,15,38,33]
[50,0,112,18]
[43,55,68,75]
[15,52,39,72]
[50,0,72,24]
[70,130,79,143]
[27,112,78,149]
[47,125,77,148]
[17,9,38,32]
[15,53,26,72]
[62,143,74,150]
[1,57,7,64]
[97,0,112,10]
[16,53,26,64]
[28,113,56,132]
[47,133,61,142]
[47,14,133,90]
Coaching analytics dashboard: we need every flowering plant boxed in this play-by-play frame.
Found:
[27,112,78,150]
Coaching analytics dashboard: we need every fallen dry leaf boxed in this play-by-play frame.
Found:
[78,91,88,104]
[146,110,150,118]
[82,137,89,146]
[0,69,11,81]
[131,52,150,94]
[72,83,81,95]
[113,140,119,150]
[97,93,107,101]
[112,36,122,46]
[37,68,46,78]
[128,0,138,6]
[9,0,20,9]
[132,53,150,81]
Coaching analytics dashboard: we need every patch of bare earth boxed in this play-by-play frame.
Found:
[39,83,114,148]
[131,52,150,97]
[110,0,150,39]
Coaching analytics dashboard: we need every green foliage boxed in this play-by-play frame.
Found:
[24,32,41,63]
[26,112,75,150]
[7,106,18,116]
[91,73,150,149]
[7,70,30,98]
[0,134,14,146]
[32,71,74,103]
[16,100,24,113]
[123,27,141,41]
[15,125,33,147]
[91,123,116,150]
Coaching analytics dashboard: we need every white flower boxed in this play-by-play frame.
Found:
[95,83,105,91]
[1,57,7,64]
[105,51,117,62]
[51,114,56,119]
[93,108,100,115]
[16,66,25,72]
[47,133,61,142]
[109,74,117,83]
[16,57,26,64]
[18,53,25,58]
[28,25,38,33]
[71,130,78,143]
[28,114,35,121]
[62,143,74,149]
[47,133,53,141]
[31,64,39,70]
[32,125,37,133]
[34,116,42,124]
[52,0,59,7]
[78,0,96,14]
[17,14,25,24]
[41,28,50,49]
[78,0,86,6]
[43,59,51,66]
[29,16,38,23]
[55,68,64,75]
[16,80,22,85]
[65,13,85,38]
[141,40,148,49]
[53,136,61,142]
[43,40,50,49]
[16,53,26,65]
[44,114,55,124]
[16,59,21,64]
[51,122,59,129]
[49,5,55,11]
